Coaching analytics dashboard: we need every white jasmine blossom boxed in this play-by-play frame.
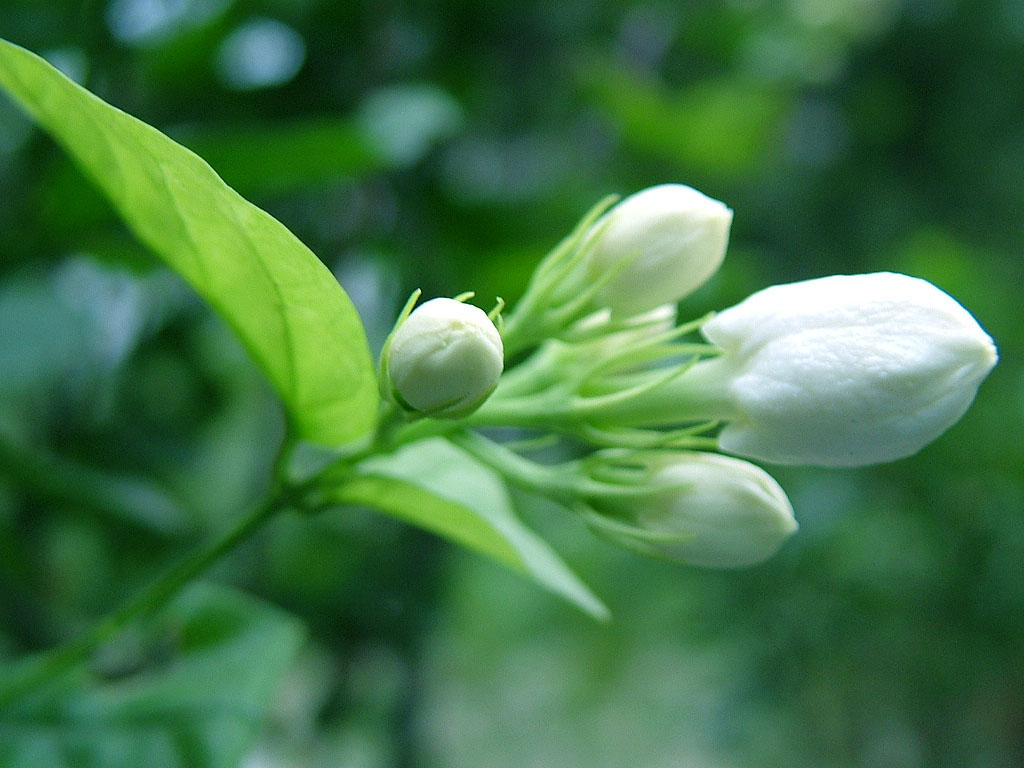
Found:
[385,297,503,418]
[584,184,732,317]
[588,452,797,568]
[700,272,998,466]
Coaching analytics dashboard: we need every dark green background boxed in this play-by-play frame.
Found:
[1,0,1021,765]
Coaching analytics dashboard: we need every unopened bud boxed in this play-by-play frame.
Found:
[385,297,503,418]
[702,272,998,466]
[585,184,732,317]
[589,452,797,568]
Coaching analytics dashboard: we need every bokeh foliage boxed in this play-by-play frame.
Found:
[1,0,1022,766]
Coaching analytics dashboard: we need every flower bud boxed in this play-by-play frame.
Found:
[590,452,797,568]
[585,184,732,317]
[385,297,504,418]
[702,272,998,466]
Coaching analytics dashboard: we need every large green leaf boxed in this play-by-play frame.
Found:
[0,39,378,445]
[0,584,305,768]
[333,439,610,620]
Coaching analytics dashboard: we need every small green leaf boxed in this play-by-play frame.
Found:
[0,584,305,768]
[333,439,610,620]
[581,62,786,179]
[335,474,523,566]
[0,39,378,445]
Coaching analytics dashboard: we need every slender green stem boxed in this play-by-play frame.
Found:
[451,430,690,504]
[0,490,290,710]
[0,433,305,710]
[575,356,737,426]
[0,401,454,709]
[471,356,737,432]
[312,403,458,480]
[449,430,569,495]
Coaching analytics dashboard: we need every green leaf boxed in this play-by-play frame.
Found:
[0,584,305,768]
[581,62,786,179]
[0,39,378,445]
[332,439,610,620]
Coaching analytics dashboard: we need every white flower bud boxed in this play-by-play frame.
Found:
[702,272,998,466]
[585,184,732,317]
[385,298,504,418]
[592,452,797,568]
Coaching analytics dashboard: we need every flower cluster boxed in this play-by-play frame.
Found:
[378,185,998,568]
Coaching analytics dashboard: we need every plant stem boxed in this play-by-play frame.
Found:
[448,430,571,497]
[470,356,738,432]
[0,437,303,710]
[574,356,737,426]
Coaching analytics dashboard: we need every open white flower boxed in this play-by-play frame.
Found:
[588,452,797,568]
[584,184,732,317]
[701,272,998,466]
[385,297,503,418]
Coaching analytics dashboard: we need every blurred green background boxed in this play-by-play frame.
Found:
[1,0,1022,766]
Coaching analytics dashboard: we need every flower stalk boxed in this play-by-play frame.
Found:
[0,439,302,709]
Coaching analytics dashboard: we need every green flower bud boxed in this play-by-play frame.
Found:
[589,452,797,568]
[585,184,732,317]
[385,297,503,418]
